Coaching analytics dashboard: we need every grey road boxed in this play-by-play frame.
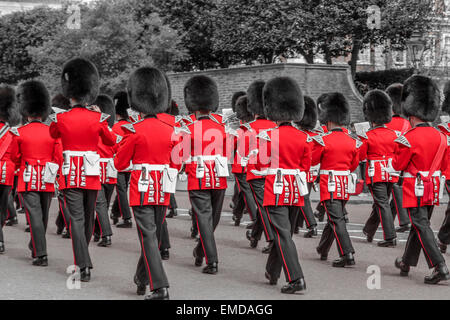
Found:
[0,192,449,300]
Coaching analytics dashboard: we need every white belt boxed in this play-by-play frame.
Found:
[63,150,98,157]
[320,170,350,176]
[187,155,223,163]
[252,168,303,176]
[100,158,113,163]
[403,171,441,178]
[133,164,169,171]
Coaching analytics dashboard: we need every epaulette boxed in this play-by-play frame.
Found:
[48,113,57,123]
[174,124,191,135]
[395,135,411,148]
[116,135,123,144]
[174,115,183,123]
[438,123,450,133]
[394,130,402,137]
[100,113,111,123]
[241,122,252,131]
[311,135,325,146]
[9,127,19,136]
[356,139,363,149]
[209,114,221,125]
[130,114,140,123]
[122,123,135,133]
[256,129,271,141]
[448,136,450,147]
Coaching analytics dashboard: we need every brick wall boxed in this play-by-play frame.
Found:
[167,63,365,122]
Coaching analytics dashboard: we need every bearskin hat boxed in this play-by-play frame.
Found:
[385,83,403,115]
[94,94,115,128]
[442,81,450,115]
[51,93,71,111]
[0,84,16,122]
[298,95,318,131]
[263,77,304,122]
[184,75,219,113]
[61,58,99,105]
[231,91,246,112]
[235,95,253,123]
[113,91,129,120]
[17,80,51,121]
[318,92,350,126]
[127,67,169,116]
[402,75,440,122]
[247,80,265,116]
[363,90,392,125]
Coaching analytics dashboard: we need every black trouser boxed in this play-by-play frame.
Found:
[160,207,171,251]
[7,193,17,220]
[111,172,132,220]
[64,188,98,270]
[56,191,70,230]
[231,181,244,214]
[233,173,257,221]
[296,183,317,229]
[190,189,225,265]
[390,182,409,227]
[438,181,450,246]
[0,185,11,243]
[265,205,303,282]
[22,192,52,258]
[317,200,355,257]
[94,184,114,237]
[169,194,177,210]
[364,182,396,241]
[133,205,169,291]
[249,179,274,242]
[403,206,445,268]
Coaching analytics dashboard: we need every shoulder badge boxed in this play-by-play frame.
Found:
[311,135,325,146]
[116,135,123,144]
[174,115,183,123]
[100,113,111,123]
[447,136,450,147]
[256,130,271,141]
[209,114,221,125]
[9,127,19,136]
[395,135,411,148]
[242,123,252,131]
[122,123,135,133]
[48,113,57,123]
[394,130,402,137]
[356,139,363,149]
[306,135,313,143]
[174,124,191,135]
[130,114,140,123]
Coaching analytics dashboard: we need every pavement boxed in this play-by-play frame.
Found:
[0,191,449,300]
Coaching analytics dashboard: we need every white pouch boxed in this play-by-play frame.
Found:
[196,157,205,179]
[273,170,284,195]
[328,172,336,193]
[215,156,229,177]
[23,165,32,183]
[439,175,446,200]
[138,166,150,193]
[43,162,59,184]
[295,171,309,196]
[367,161,375,178]
[83,153,101,176]
[415,176,424,197]
[62,153,70,176]
[106,160,118,179]
[347,173,358,194]
[162,168,178,194]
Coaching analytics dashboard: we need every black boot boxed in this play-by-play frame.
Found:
[424,263,450,285]
[97,236,111,247]
[232,215,241,227]
[304,226,318,238]
[281,278,306,294]
[93,233,100,243]
[193,249,203,267]
[145,287,169,300]
[438,240,447,254]
[116,219,132,228]
[314,211,324,222]
[293,226,299,234]
[134,275,146,296]
[32,256,48,267]
[0,242,4,254]
[80,268,91,282]
[396,224,411,233]
[377,239,397,248]
[262,242,273,254]
[160,248,170,260]
[190,226,198,239]
[265,272,278,285]
[332,253,355,268]
[62,229,71,239]
[202,262,218,274]
[363,230,373,243]
[25,226,30,233]
[166,209,177,218]
[246,221,255,230]
[56,225,64,235]
[246,230,258,248]
[316,247,328,261]
[6,217,18,226]
[394,257,410,277]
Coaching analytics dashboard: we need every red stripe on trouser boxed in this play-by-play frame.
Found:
[90,192,99,240]
[264,207,291,282]
[24,203,37,257]
[194,212,208,265]
[158,207,168,250]
[132,208,154,291]
[300,207,310,228]
[64,194,77,267]
[323,202,344,256]
[369,187,386,239]
[391,188,402,225]
[58,199,68,229]
[96,215,103,237]
[249,183,270,239]
[235,176,253,221]
[407,208,434,267]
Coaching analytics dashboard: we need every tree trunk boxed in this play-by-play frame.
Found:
[298,49,314,64]
[350,41,361,79]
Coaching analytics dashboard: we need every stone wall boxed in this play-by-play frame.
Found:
[167,63,365,122]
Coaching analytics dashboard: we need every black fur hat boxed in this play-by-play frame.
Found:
[127,67,169,116]
[17,80,51,120]
[51,93,71,111]
[231,91,246,112]
[318,92,350,126]
[363,90,392,125]
[184,75,219,113]
[385,83,403,115]
[0,84,16,122]
[113,91,129,120]
[442,81,450,115]
[61,57,99,105]
[298,95,318,131]
[235,95,253,123]
[247,80,265,116]
[263,77,304,122]
[402,75,440,122]
[94,94,115,128]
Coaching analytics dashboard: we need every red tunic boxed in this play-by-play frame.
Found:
[0,123,19,186]
[98,139,118,185]
[358,126,400,185]
[49,107,116,190]
[438,123,450,181]
[393,124,449,208]
[231,122,253,174]
[386,115,411,134]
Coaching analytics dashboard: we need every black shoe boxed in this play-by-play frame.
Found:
[424,263,450,285]
[25,226,30,233]
[281,278,306,294]
[314,211,324,222]
[262,242,273,254]
[160,249,170,260]
[396,224,411,233]
[190,227,198,239]
[363,231,373,243]
[332,253,355,268]
[395,257,410,277]
[166,209,177,218]
[93,233,100,242]
[80,268,91,282]
[246,221,255,230]
[293,226,299,234]
[62,229,70,239]
[32,256,48,267]
[17,208,25,214]
[344,216,349,224]
[111,217,119,225]
[316,247,328,261]
[97,236,111,247]
[304,227,318,238]
[265,272,278,285]
[56,225,64,235]
[438,240,447,254]
[6,217,18,226]
[246,230,258,248]
[202,263,218,274]
[0,242,4,254]
[134,275,146,296]
[378,239,397,248]
[232,215,241,227]
[116,219,132,228]
[145,287,169,300]
[193,249,203,267]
